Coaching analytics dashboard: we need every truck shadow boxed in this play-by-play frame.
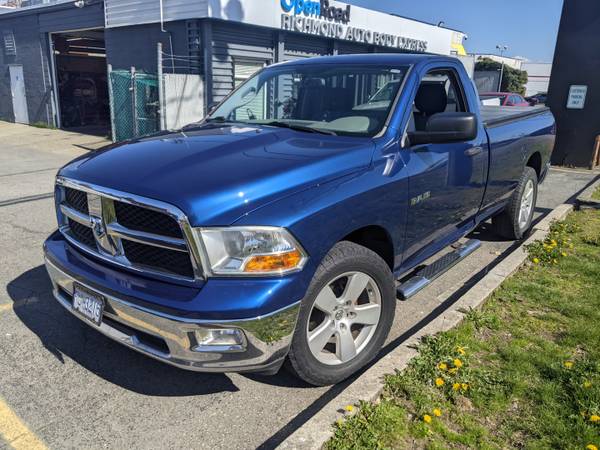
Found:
[7,265,239,397]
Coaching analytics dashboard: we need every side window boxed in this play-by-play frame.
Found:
[413,68,467,131]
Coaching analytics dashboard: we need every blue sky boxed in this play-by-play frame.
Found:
[346,0,564,62]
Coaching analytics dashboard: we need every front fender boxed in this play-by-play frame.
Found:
[233,159,409,288]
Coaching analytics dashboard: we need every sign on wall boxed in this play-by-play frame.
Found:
[280,0,428,52]
[566,85,588,110]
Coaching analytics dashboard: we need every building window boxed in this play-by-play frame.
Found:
[233,59,267,120]
[3,30,17,57]
[234,60,265,87]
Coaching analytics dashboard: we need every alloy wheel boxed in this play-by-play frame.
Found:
[306,271,382,366]
[519,179,535,230]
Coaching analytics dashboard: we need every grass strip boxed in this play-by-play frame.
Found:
[328,209,600,450]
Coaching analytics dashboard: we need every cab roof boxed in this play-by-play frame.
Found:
[271,53,459,67]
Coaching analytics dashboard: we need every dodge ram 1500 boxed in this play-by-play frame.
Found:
[44,54,555,385]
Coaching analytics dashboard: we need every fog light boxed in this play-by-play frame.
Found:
[193,328,245,352]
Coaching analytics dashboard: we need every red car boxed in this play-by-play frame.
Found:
[480,92,530,107]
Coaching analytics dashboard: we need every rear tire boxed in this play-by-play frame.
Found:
[286,241,395,386]
[492,167,538,240]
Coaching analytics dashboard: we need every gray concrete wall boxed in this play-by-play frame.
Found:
[548,0,600,167]
[0,14,48,124]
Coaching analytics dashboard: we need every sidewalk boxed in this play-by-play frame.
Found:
[0,121,109,156]
[0,121,109,203]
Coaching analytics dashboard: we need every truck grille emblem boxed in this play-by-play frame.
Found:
[91,216,106,238]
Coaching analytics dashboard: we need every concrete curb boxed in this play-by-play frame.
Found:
[277,203,575,450]
[575,175,600,210]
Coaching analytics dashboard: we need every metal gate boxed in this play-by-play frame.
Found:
[108,67,160,142]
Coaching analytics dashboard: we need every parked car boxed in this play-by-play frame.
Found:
[526,92,548,106]
[44,54,555,386]
[480,92,530,107]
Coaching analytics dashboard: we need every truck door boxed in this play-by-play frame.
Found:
[402,67,488,261]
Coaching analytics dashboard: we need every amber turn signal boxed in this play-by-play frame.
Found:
[244,250,303,273]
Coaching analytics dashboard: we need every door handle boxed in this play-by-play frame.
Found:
[464,146,483,157]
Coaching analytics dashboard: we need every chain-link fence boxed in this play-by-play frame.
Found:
[109,68,160,142]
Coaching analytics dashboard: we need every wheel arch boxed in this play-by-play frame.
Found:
[340,225,395,271]
[526,151,543,179]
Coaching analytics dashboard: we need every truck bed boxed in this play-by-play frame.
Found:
[481,105,551,128]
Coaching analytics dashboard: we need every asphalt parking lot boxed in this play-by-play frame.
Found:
[0,122,598,450]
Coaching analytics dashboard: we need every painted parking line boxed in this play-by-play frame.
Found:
[0,396,48,450]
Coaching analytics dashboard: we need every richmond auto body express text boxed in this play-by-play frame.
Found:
[280,0,428,52]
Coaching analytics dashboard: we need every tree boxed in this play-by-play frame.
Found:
[475,57,528,95]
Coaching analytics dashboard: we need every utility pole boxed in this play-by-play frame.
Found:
[496,44,508,92]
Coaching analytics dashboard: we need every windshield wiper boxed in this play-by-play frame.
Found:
[180,116,243,131]
[203,116,228,122]
[261,121,337,136]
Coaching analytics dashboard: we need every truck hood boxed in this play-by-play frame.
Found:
[59,125,374,225]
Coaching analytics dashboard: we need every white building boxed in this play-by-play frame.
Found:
[473,54,524,70]
[522,62,551,96]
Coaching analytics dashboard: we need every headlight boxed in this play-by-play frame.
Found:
[195,227,307,276]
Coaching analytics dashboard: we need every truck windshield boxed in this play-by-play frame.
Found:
[208,64,408,137]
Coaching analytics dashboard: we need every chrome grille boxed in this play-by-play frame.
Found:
[55,178,202,281]
[65,187,89,215]
[114,200,183,238]
[68,218,96,249]
[122,240,195,278]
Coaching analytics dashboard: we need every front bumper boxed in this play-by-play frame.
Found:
[44,256,301,374]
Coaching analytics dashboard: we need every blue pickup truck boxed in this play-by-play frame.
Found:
[44,54,555,385]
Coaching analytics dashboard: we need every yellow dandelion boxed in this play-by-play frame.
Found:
[564,361,574,369]
[553,259,558,264]
[453,359,463,368]
[587,445,599,450]
[533,257,540,264]
[423,414,432,424]
[461,383,469,391]
[438,362,448,371]
[344,405,354,413]
[433,408,442,417]
[584,381,593,389]
[551,240,558,247]
[448,368,458,375]
[561,252,567,257]
[456,346,466,356]
[435,378,445,387]
[591,415,600,423]
[452,383,461,391]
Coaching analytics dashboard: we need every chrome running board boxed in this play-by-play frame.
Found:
[397,239,481,300]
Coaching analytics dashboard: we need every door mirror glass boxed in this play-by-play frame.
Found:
[407,112,478,145]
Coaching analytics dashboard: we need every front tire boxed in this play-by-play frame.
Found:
[492,166,538,240]
[287,241,395,386]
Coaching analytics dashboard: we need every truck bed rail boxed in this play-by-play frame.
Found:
[481,105,551,128]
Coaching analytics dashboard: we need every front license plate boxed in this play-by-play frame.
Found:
[72,284,105,326]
